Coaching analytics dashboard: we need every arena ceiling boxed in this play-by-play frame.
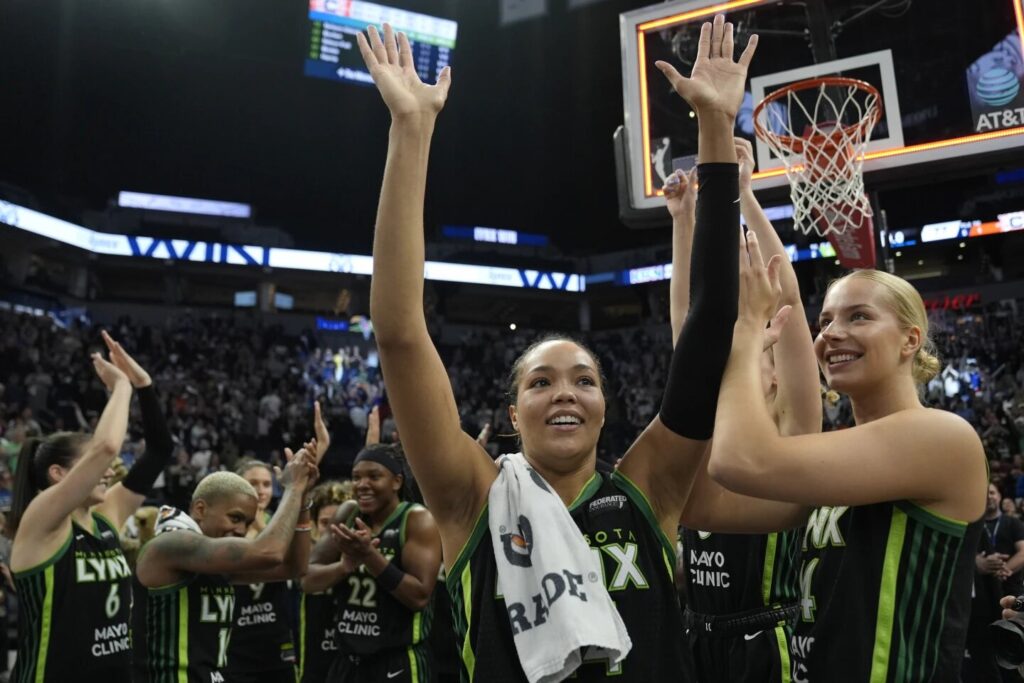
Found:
[1,0,1023,258]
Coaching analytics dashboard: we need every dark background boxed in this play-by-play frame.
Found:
[1,0,1023,258]
[0,0,670,256]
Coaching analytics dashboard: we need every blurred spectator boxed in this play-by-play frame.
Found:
[1,297,1022,503]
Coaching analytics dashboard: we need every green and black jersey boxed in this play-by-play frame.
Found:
[224,581,296,675]
[792,501,980,682]
[681,528,800,683]
[335,502,434,668]
[680,528,800,614]
[446,471,689,682]
[13,512,133,683]
[298,588,338,683]
[144,572,236,683]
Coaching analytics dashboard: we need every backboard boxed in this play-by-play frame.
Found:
[619,0,1024,212]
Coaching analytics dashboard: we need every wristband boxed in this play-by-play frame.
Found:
[295,523,313,532]
[376,561,406,592]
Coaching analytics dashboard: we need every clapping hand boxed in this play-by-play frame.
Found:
[330,518,380,564]
[738,230,784,328]
[278,443,320,493]
[92,349,130,392]
[102,330,152,388]
[734,138,756,192]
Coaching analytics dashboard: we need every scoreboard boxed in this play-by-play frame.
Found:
[304,0,457,87]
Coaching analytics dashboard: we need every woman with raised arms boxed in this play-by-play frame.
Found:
[357,15,756,682]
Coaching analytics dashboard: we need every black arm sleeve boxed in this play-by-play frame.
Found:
[122,384,174,494]
[658,163,740,440]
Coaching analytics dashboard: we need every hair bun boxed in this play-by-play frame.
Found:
[913,349,941,384]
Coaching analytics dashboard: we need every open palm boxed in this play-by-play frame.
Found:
[656,14,757,119]
[357,24,451,119]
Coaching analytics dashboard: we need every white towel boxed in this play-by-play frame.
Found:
[154,505,202,535]
[488,453,632,683]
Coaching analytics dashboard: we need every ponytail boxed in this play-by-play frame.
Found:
[7,433,87,537]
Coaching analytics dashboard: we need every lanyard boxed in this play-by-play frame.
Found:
[987,516,1002,547]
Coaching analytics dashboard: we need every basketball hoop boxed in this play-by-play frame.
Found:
[753,77,882,237]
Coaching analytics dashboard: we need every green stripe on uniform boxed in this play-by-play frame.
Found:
[930,534,963,672]
[408,645,420,682]
[773,625,792,683]
[869,507,907,683]
[611,471,677,571]
[411,611,422,645]
[33,566,55,683]
[893,521,925,681]
[762,532,778,607]
[178,588,190,683]
[298,594,307,680]
[460,564,476,680]
[895,501,966,537]
[567,474,601,511]
[446,504,488,592]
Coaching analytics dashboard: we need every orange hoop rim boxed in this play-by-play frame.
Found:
[753,76,883,152]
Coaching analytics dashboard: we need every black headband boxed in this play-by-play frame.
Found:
[353,448,404,476]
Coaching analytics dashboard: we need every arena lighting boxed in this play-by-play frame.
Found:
[3,198,1021,293]
[0,200,585,293]
[862,127,1024,161]
[632,0,1024,200]
[636,0,763,33]
[635,0,789,197]
[646,127,1024,197]
[117,191,252,219]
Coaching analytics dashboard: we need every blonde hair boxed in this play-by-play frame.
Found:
[826,270,941,383]
[309,480,354,519]
[192,471,258,504]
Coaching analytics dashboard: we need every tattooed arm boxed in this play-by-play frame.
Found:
[136,453,316,587]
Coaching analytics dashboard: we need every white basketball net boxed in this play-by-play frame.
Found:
[756,81,881,236]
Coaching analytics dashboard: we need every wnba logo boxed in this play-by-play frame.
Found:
[976,67,1021,107]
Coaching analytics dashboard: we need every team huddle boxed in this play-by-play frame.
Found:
[6,16,990,683]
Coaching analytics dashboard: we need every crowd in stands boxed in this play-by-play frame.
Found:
[0,298,1022,512]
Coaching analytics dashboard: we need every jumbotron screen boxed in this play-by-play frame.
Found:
[304,0,457,87]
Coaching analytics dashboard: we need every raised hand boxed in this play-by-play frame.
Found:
[101,330,152,388]
[664,168,697,221]
[366,405,381,447]
[734,137,756,191]
[762,306,793,352]
[357,23,451,120]
[312,401,330,463]
[738,230,783,326]
[655,14,757,119]
[475,422,493,447]
[279,447,319,492]
[92,351,130,391]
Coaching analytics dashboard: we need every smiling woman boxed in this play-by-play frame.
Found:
[816,270,942,396]
[303,442,442,683]
[504,335,607,471]
[704,238,990,681]
[358,13,761,681]
[8,330,176,683]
